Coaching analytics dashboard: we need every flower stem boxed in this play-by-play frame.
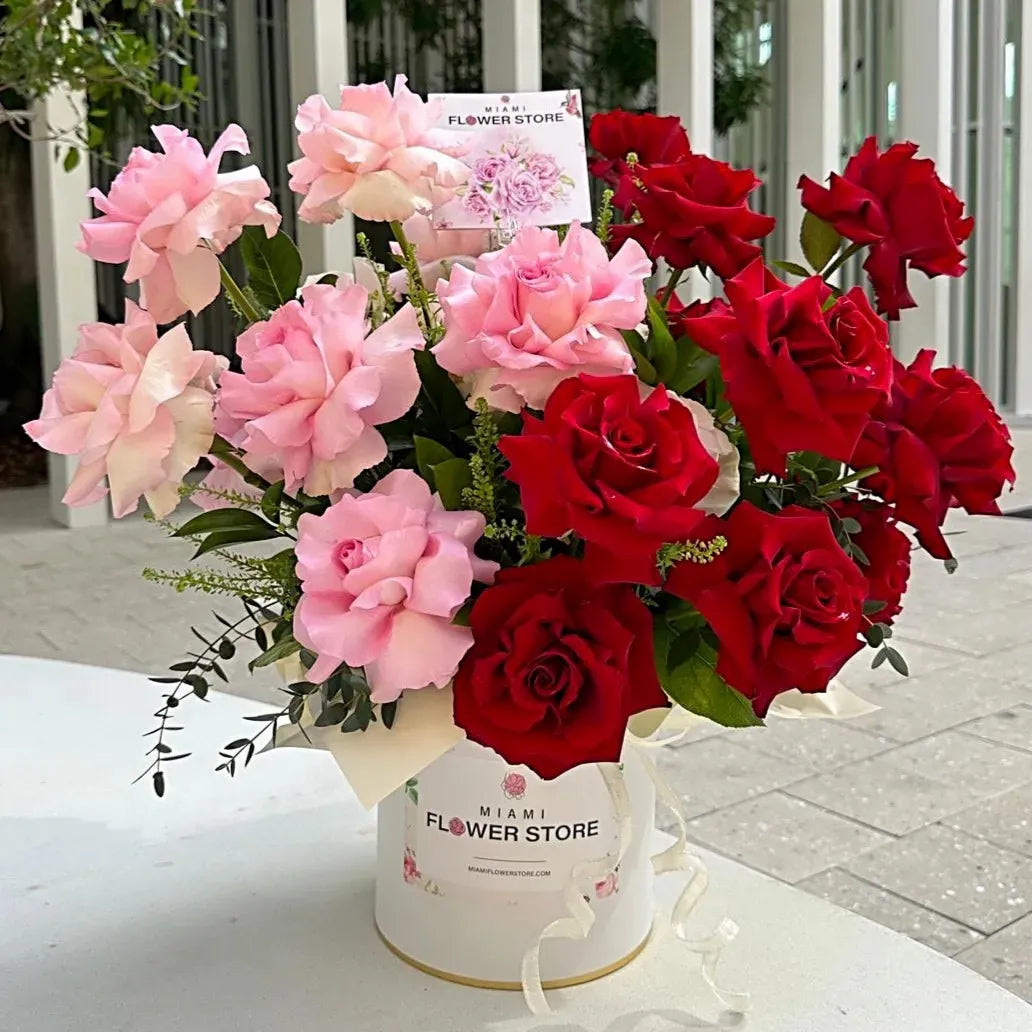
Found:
[821,241,864,282]
[817,465,879,496]
[218,259,262,325]
[663,266,684,303]
[389,218,434,332]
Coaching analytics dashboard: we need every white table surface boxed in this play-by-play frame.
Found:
[1,656,1030,1032]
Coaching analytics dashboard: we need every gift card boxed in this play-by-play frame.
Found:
[429,89,592,231]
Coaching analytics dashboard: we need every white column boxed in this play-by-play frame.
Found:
[654,0,715,300]
[895,0,955,364]
[482,0,541,92]
[288,0,355,277]
[1016,0,1032,415]
[782,0,842,268]
[655,0,714,154]
[30,95,108,527]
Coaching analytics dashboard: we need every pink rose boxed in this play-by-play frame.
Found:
[463,186,493,220]
[386,212,490,296]
[403,848,421,883]
[214,284,424,497]
[79,124,280,324]
[24,301,225,517]
[525,152,561,190]
[494,164,546,217]
[288,75,470,224]
[434,223,651,411]
[595,872,619,898]
[292,469,499,700]
[448,818,466,836]
[472,154,510,183]
[501,772,527,799]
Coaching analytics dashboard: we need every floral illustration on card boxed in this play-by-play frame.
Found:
[456,133,575,227]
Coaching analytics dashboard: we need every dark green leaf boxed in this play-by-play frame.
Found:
[667,345,720,395]
[415,350,472,434]
[800,211,843,273]
[63,146,81,172]
[839,517,863,535]
[865,623,886,647]
[169,661,196,672]
[652,617,672,682]
[431,457,473,509]
[413,435,456,484]
[224,738,252,750]
[192,524,281,559]
[152,771,165,797]
[862,600,887,616]
[314,701,351,727]
[871,648,888,669]
[218,639,236,660]
[944,557,959,574]
[174,507,276,538]
[155,742,172,754]
[255,625,268,652]
[664,655,763,727]
[261,480,285,522]
[622,329,658,384]
[210,661,228,683]
[646,296,677,381]
[381,700,398,729]
[884,646,909,676]
[770,259,811,278]
[249,635,302,671]
[240,227,303,309]
[668,629,701,672]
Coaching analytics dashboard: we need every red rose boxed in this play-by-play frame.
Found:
[657,289,730,340]
[610,156,776,279]
[498,374,719,584]
[588,109,691,185]
[852,350,1015,560]
[798,137,973,319]
[452,557,666,779]
[832,500,912,624]
[666,504,867,716]
[681,259,892,474]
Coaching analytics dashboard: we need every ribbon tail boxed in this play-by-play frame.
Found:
[521,762,632,1015]
[632,743,751,1017]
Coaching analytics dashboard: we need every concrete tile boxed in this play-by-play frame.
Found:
[733,718,893,773]
[878,730,1032,797]
[901,572,1032,612]
[843,824,1032,934]
[657,737,810,819]
[685,792,891,883]
[785,754,982,835]
[837,639,962,691]
[956,913,1032,1003]
[943,785,1032,859]
[847,664,1029,742]
[797,868,983,956]
[961,706,1032,753]
[892,601,1032,657]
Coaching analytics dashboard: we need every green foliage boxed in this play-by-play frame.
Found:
[800,211,843,273]
[460,398,504,523]
[240,228,303,311]
[0,1,204,163]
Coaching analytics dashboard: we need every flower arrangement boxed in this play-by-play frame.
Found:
[27,82,1015,801]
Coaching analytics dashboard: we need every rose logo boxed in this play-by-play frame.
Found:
[502,772,527,800]
[448,817,466,836]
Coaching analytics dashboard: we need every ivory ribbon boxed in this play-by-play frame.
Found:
[520,727,750,1017]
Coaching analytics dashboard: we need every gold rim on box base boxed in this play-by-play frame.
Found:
[376,922,652,991]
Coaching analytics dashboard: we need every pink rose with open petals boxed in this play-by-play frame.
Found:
[293,469,498,700]
[386,212,490,296]
[79,124,280,324]
[434,223,651,411]
[24,301,224,518]
[214,284,424,497]
[493,164,545,216]
[288,75,470,224]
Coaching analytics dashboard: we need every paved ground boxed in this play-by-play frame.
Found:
[2,432,1032,1003]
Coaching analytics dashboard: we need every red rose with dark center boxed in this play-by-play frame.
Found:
[587,109,691,185]
[666,504,867,716]
[798,137,973,319]
[680,259,892,474]
[851,349,1015,560]
[832,500,912,624]
[610,156,776,280]
[452,557,666,779]
[657,289,730,340]
[498,374,720,584]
